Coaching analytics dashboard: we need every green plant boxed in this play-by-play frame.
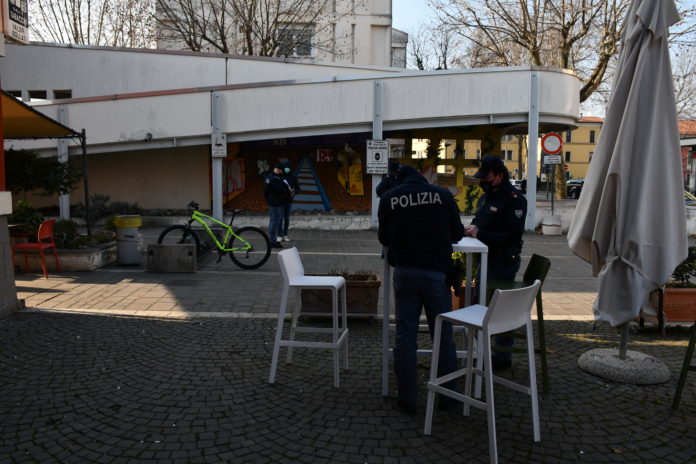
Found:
[8,201,44,237]
[451,251,479,294]
[5,148,82,197]
[53,219,80,248]
[102,215,117,233]
[667,247,696,288]
[329,268,379,281]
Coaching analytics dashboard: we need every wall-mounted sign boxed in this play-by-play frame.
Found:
[3,0,29,45]
[366,139,389,174]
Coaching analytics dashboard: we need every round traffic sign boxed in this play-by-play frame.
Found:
[541,133,563,155]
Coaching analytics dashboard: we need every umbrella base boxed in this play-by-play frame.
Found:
[578,348,670,384]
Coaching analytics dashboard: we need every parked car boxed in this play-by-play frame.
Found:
[566,179,584,199]
[510,179,527,193]
[686,190,696,207]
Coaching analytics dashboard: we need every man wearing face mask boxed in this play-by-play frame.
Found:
[278,161,300,242]
[264,164,291,249]
[465,155,527,369]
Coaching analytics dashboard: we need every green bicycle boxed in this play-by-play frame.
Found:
[157,201,271,269]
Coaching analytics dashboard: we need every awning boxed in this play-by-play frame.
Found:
[1,90,78,139]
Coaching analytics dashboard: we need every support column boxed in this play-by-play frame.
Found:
[371,80,383,228]
[526,71,539,232]
[57,106,70,220]
[211,92,224,221]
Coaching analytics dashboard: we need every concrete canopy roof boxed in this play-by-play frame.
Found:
[13,66,581,154]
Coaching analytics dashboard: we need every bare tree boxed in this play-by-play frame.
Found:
[155,0,361,59]
[408,23,466,70]
[30,0,156,47]
[673,48,696,120]
[430,0,696,103]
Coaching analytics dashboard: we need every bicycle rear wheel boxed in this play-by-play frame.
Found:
[157,225,201,256]
[228,226,271,269]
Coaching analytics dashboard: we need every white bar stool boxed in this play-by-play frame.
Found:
[423,280,542,464]
[269,247,349,388]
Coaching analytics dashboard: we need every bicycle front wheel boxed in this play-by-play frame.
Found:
[228,226,271,269]
[157,225,201,256]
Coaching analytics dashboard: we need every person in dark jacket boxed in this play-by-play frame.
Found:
[278,161,300,242]
[376,160,401,197]
[264,164,290,248]
[378,165,464,414]
[465,155,527,369]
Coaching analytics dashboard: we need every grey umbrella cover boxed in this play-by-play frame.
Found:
[567,0,687,326]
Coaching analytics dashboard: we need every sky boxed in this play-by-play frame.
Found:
[392,0,436,33]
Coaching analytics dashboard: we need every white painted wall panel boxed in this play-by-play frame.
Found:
[539,71,581,117]
[226,60,399,84]
[57,93,211,145]
[221,80,374,135]
[383,70,531,120]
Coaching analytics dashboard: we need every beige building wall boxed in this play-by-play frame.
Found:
[76,147,211,210]
[497,117,603,181]
[23,146,211,211]
[562,118,603,179]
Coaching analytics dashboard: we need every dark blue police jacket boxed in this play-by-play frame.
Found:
[472,181,527,264]
[378,174,464,275]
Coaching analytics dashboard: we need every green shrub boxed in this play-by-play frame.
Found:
[53,219,80,248]
[668,247,696,288]
[329,268,379,281]
[8,201,44,237]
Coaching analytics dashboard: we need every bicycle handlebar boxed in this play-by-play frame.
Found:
[187,200,200,210]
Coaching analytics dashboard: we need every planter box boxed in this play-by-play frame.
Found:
[12,242,117,272]
[301,276,381,317]
[451,285,478,310]
[663,288,696,323]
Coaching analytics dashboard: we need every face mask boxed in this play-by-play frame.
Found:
[284,167,290,174]
[479,180,494,192]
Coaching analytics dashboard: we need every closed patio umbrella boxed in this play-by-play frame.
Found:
[568,0,687,329]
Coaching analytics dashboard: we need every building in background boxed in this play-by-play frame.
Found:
[680,120,696,193]
[156,0,406,68]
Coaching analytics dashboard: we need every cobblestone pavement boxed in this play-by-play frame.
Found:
[15,229,597,320]
[0,313,694,464]
[7,228,696,463]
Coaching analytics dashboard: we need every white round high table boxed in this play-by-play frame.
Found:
[381,237,488,396]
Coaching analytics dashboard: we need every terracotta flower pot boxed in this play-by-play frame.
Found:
[663,287,696,323]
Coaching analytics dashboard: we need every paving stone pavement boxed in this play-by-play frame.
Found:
[15,229,597,320]
[6,228,696,463]
[0,313,694,463]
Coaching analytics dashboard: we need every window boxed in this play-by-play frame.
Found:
[501,135,513,142]
[29,90,47,100]
[278,25,314,57]
[589,130,596,144]
[439,140,456,159]
[565,130,572,143]
[589,151,594,163]
[476,149,481,159]
[565,151,571,162]
[7,90,21,98]
[53,90,72,99]
[504,150,513,161]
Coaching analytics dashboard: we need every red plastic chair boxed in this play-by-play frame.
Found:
[11,219,62,278]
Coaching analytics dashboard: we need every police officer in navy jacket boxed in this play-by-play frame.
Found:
[465,155,527,369]
[378,165,464,413]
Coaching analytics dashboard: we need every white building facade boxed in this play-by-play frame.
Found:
[156,0,403,68]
